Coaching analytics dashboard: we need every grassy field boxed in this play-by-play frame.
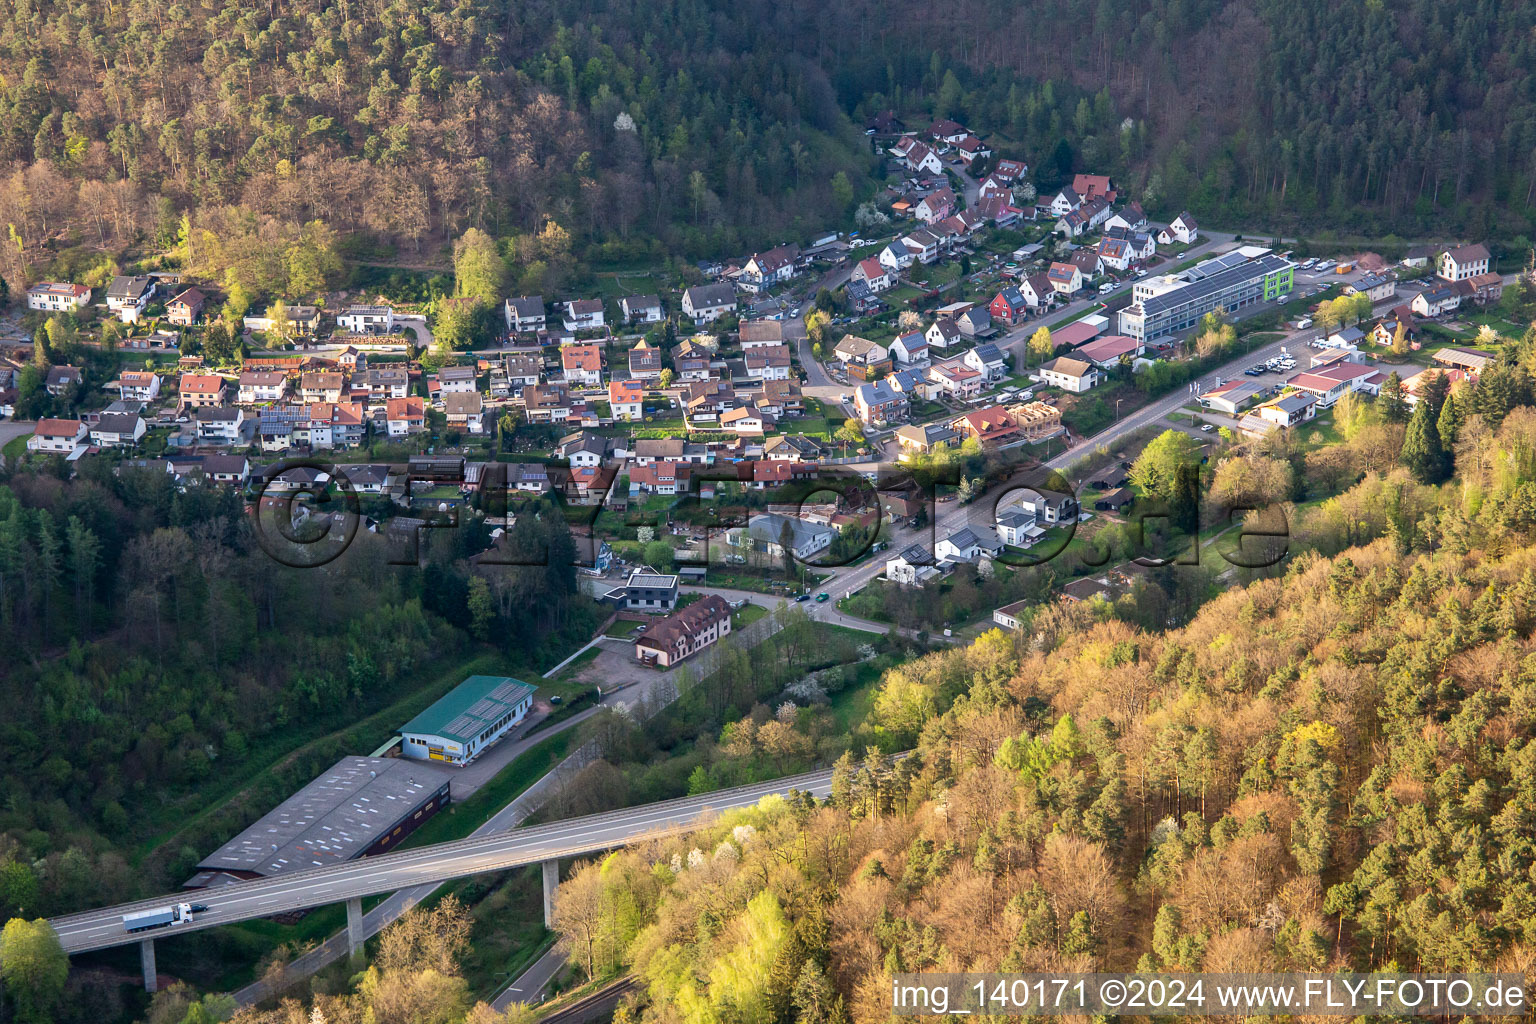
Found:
[2,434,26,459]
[734,602,769,627]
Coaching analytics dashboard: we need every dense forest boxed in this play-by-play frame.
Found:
[0,0,1531,300]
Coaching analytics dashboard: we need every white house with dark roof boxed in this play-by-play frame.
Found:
[504,295,546,333]
[1438,243,1490,282]
[620,294,663,324]
[106,275,156,323]
[681,283,737,323]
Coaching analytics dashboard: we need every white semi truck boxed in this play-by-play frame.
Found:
[122,903,207,933]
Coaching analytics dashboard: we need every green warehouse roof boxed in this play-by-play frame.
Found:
[400,675,536,745]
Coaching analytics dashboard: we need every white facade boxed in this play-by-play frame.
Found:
[27,283,90,313]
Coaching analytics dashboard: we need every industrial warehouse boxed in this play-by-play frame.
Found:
[184,756,451,889]
[1118,249,1295,341]
[399,674,537,766]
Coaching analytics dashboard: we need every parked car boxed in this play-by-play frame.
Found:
[1200,423,1215,433]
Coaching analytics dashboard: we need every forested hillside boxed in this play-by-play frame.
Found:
[0,457,594,919]
[0,0,1531,297]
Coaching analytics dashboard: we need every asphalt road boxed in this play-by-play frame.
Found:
[50,769,833,956]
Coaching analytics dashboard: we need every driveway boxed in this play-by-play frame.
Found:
[0,419,34,462]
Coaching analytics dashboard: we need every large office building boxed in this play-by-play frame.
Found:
[185,756,450,888]
[400,675,536,766]
[1118,250,1294,342]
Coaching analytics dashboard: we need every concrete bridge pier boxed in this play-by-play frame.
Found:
[542,860,559,928]
[347,897,365,960]
[140,938,157,993]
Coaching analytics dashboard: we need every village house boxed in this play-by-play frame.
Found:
[852,258,894,293]
[630,460,687,496]
[756,379,803,417]
[1018,273,1057,311]
[337,305,394,334]
[1072,174,1116,203]
[853,379,909,426]
[1412,284,1460,318]
[29,417,87,453]
[889,331,929,366]
[892,137,944,175]
[739,321,785,349]
[523,384,573,424]
[900,228,943,265]
[1076,334,1144,369]
[43,365,81,396]
[237,370,289,404]
[1046,262,1084,296]
[628,340,663,381]
[1046,186,1081,218]
[26,282,91,313]
[915,187,957,225]
[109,370,161,403]
[989,287,1029,326]
[1159,212,1199,246]
[894,422,960,456]
[951,405,1022,449]
[432,365,477,396]
[1438,243,1491,282]
[721,404,772,436]
[1103,202,1147,232]
[504,296,547,334]
[929,360,983,400]
[105,275,158,324]
[685,379,735,423]
[1347,272,1397,304]
[1239,393,1318,436]
[563,298,606,332]
[963,343,1008,382]
[681,283,738,323]
[608,379,645,421]
[633,594,733,668]
[166,287,206,326]
[1097,237,1133,272]
[195,406,244,445]
[888,367,939,402]
[89,412,147,448]
[926,317,962,352]
[561,343,604,387]
[385,396,425,436]
[763,434,823,462]
[886,545,940,586]
[936,525,1004,565]
[1039,356,1100,393]
[738,244,800,294]
[300,371,346,404]
[620,294,663,324]
[178,373,226,408]
[502,354,541,393]
[954,135,991,166]
[444,392,485,434]
[833,335,891,380]
[308,402,367,448]
[744,344,792,381]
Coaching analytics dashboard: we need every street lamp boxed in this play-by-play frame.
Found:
[1115,398,1123,422]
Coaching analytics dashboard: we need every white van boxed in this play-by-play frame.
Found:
[1098,282,1115,294]
[1296,317,1313,330]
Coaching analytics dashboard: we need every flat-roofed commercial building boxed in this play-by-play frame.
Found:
[184,756,450,888]
[400,675,536,766]
[1119,252,1294,342]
